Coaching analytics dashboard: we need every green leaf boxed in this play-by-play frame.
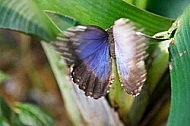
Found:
[147,0,190,18]
[0,96,11,124]
[44,11,77,31]
[0,0,176,125]
[35,0,173,35]
[123,0,148,9]
[0,96,25,126]
[0,71,10,83]
[0,0,59,41]
[41,41,84,126]
[147,40,170,93]
[14,103,54,126]
[168,6,190,126]
[0,0,173,42]
[108,61,134,124]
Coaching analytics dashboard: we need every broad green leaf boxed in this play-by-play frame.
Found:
[14,103,54,126]
[168,6,190,126]
[35,0,173,35]
[0,0,59,41]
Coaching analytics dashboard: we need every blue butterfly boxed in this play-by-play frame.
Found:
[53,18,147,99]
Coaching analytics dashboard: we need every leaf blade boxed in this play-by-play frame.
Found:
[0,0,59,41]
[168,6,190,126]
[35,0,173,35]
[14,103,54,126]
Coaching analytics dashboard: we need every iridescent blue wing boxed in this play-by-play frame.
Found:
[53,26,112,99]
[113,18,148,96]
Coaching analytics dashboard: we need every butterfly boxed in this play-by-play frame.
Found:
[53,18,148,99]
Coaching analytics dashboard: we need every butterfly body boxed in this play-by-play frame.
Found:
[53,18,147,99]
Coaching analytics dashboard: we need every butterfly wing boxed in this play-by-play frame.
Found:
[53,26,112,99]
[113,18,148,96]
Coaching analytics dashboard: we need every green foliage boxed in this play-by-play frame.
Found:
[168,6,190,126]
[40,1,172,125]
[147,0,190,18]
[0,0,190,125]
[44,11,77,31]
[0,96,12,124]
[0,96,25,126]
[42,42,84,126]
[0,96,54,126]
[14,103,54,126]
[0,0,59,41]
[35,0,173,35]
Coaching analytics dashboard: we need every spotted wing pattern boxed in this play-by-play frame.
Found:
[113,18,147,96]
[53,26,112,99]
